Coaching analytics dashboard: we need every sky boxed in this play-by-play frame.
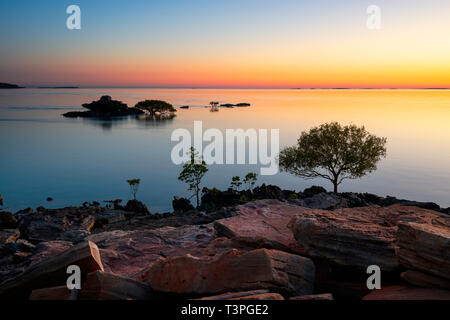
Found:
[1,0,450,88]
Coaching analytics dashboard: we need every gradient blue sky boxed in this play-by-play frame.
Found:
[1,0,450,87]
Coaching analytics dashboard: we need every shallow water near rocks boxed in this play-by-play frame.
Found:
[0,88,449,212]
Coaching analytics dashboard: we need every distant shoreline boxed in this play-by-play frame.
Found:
[3,86,449,90]
[38,86,80,89]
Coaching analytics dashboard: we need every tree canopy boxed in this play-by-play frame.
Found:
[126,178,141,200]
[178,147,209,207]
[134,100,176,117]
[279,122,387,193]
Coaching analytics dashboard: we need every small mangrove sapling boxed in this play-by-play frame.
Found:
[127,179,141,200]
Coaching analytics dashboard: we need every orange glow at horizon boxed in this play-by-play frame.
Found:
[3,1,450,89]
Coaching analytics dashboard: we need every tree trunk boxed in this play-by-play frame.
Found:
[333,180,338,194]
[196,187,199,208]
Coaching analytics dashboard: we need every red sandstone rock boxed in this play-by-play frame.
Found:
[0,240,103,299]
[214,200,310,254]
[362,285,450,300]
[289,204,449,271]
[231,293,285,300]
[87,224,217,277]
[79,271,153,300]
[289,293,334,300]
[196,290,270,300]
[29,286,72,300]
[28,241,74,267]
[397,222,450,281]
[139,248,315,297]
[401,270,450,290]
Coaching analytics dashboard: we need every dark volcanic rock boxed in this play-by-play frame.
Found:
[172,196,195,213]
[252,184,283,200]
[1,239,36,254]
[16,208,33,215]
[0,212,18,230]
[123,200,150,215]
[291,192,347,210]
[0,240,71,284]
[63,96,144,118]
[0,229,20,244]
[302,186,327,198]
[18,208,95,243]
[92,206,235,233]
[200,188,242,212]
[380,196,441,212]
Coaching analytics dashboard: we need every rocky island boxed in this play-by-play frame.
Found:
[63,96,144,118]
[0,185,449,300]
[0,83,23,89]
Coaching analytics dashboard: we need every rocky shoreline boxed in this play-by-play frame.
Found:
[0,185,449,300]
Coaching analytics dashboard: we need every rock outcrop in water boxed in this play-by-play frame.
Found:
[63,96,144,118]
[0,83,23,89]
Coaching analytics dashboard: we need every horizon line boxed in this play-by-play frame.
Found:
[10,85,450,90]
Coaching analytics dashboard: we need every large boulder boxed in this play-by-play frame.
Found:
[0,240,75,285]
[138,248,315,297]
[200,188,242,212]
[18,208,95,243]
[123,200,150,215]
[0,229,20,244]
[0,212,18,230]
[172,196,195,213]
[79,271,153,300]
[401,270,450,290]
[301,186,327,198]
[289,204,449,272]
[396,222,450,280]
[0,241,103,299]
[87,224,217,277]
[252,184,283,200]
[293,192,347,210]
[214,200,308,254]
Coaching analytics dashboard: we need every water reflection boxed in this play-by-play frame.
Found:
[79,116,137,131]
[0,88,449,212]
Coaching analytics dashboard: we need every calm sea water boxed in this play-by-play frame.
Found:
[0,88,449,212]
